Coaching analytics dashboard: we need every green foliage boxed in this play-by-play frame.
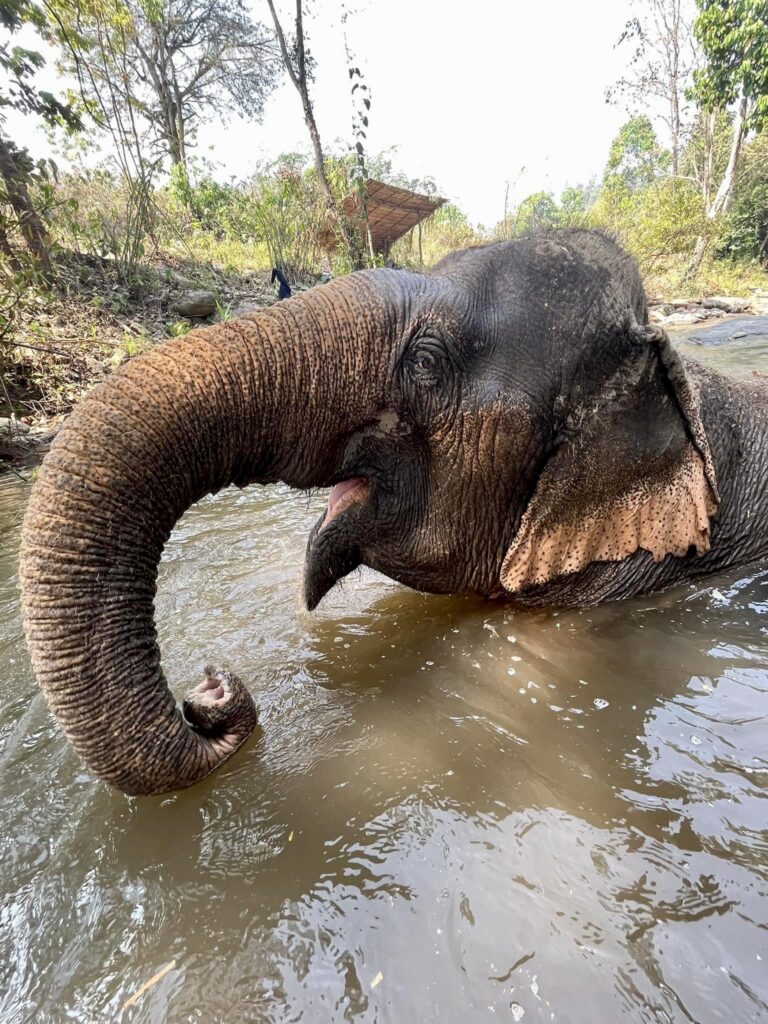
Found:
[165,318,192,337]
[214,295,233,322]
[679,108,734,191]
[250,162,329,282]
[624,177,706,260]
[495,191,560,240]
[587,120,708,266]
[693,0,768,130]
[717,130,768,261]
[167,167,238,236]
[559,183,596,225]
[603,115,669,190]
[0,0,82,130]
[56,166,155,289]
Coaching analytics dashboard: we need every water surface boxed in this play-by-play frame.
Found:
[1,332,768,1023]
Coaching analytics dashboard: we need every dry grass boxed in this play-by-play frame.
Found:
[643,254,768,300]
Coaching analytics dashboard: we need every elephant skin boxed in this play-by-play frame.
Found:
[18,230,768,794]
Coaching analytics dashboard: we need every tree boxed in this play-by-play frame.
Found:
[592,119,670,241]
[266,0,356,263]
[55,0,279,173]
[495,191,559,240]
[603,116,669,191]
[558,181,599,225]
[0,0,81,277]
[716,129,768,262]
[687,0,768,274]
[608,0,698,176]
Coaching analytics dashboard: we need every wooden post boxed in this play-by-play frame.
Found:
[418,219,423,268]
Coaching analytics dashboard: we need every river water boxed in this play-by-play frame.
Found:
[1,326,768,1023]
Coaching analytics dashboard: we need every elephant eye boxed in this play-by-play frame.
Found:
[415,351,437,372]
[405,338,450,386]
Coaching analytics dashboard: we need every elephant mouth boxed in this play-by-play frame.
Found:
[322,477,371,528]
[304,476,373,610]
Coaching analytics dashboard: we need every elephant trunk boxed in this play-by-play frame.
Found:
[19,275,391,795]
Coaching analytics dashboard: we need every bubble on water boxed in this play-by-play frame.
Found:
[506,635,517,643]
[690,735,702,745]
[592,698,609,710]
[510,1004,525,1021]
[507,668,516,676]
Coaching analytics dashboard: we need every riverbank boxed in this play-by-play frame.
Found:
[1,250,282,466]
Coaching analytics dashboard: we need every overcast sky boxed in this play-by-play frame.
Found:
[5,0,644,227]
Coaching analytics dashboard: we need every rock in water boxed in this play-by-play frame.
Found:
[702,296,751,314]
[170,291,217,318]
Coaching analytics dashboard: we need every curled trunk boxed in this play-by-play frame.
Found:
[20,275,391,795]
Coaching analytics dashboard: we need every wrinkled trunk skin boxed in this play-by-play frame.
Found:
[20,274,394,795]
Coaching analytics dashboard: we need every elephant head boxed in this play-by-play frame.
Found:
[19,230,719,795]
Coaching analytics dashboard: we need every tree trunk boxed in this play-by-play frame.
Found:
[0,136,53,280]
[686,96,748,281]
[668,16,680,177]
[708,96,747,220]
[266,0,357,262]
[0,222,21,271]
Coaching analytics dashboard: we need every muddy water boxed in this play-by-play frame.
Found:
[2,332,768,1023]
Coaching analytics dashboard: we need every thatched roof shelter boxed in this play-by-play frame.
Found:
[319,178,445,255]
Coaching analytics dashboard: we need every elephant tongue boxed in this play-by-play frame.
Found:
[323,478,369,527]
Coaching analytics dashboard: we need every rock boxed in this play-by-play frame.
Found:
[731,331,748,339]
[110,349,130,367]
[0,417,30,435]
[170,271,194,288]
[229,297,272,319]
[661,310,708,326]
[84,355,108,377]
[702,296,751,313]
[170,290,216,318]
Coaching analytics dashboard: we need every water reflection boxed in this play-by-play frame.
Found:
[1,399,768,1020]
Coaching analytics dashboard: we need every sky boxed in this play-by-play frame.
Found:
[4,0,645,228]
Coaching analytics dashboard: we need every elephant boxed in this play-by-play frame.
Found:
[19,229,768,796]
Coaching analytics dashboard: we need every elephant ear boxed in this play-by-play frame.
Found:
[500,323,719,595]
